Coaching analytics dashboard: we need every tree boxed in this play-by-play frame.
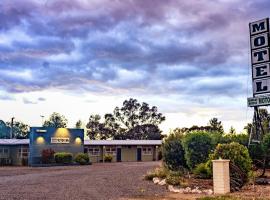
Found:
[183,131,214,170]
[6,121,29,139]
[86,98,165,140]
[75,120,83,129]
[0,120,9,139]
[208,118,224,133]
[43,112,68,128]
[162,129,186,170]
[86,115,114,140]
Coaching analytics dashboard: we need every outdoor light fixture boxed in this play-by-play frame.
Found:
[75,137,82,145]
[36,136,45,144]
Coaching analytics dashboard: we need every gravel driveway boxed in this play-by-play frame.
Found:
[0,162,167,200]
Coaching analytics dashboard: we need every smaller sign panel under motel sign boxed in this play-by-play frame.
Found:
[250,18,270,95]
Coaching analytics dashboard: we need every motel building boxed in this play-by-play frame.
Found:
[0,127,162,166]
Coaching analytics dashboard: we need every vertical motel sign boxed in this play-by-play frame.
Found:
[248,18,270,107]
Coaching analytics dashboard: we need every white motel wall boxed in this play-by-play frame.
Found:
[0,139,162,166]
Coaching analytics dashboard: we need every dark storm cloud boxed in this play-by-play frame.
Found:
[0,0,267,97]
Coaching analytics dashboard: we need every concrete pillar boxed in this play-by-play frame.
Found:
[212,159,230,194]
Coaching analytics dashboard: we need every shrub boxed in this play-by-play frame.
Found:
[144,167,168,180]
[54,152,73,164]
[74,153,90,165]
[41,148,55,164]
[219,134,249,147]
[193,163,211,179]
[21,158,28,166]
[165,171,182,186]
[262,133,270,155]
[248,143,264,162]
[208,142,252,175]
[162,131,186,170]
[183,131,214,170]
[166,174,180,186]
[104,154,113,162]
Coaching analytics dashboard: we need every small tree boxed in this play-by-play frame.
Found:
[43,112,68,128]
[183,131,214,170]
[162,129,186,170]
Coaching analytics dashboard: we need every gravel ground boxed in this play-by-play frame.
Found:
[0,162,167,200]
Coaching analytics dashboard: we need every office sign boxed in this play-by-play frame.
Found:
[248,96,270,107]
[250,18,270,96]
[51,137,70,144]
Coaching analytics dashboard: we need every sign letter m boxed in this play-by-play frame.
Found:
[250,18,269,36]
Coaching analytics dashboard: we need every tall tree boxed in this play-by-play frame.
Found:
[43,112,68,128]
[86,115,113,139]
[86,98,165,140]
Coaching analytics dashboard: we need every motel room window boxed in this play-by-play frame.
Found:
[105,147,116,155]
[87,147,100,156]
[18,147,29,158]
[142,147,152,155]
[0,148,9,157]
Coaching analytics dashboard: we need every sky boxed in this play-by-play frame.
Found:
[0,0,269,134]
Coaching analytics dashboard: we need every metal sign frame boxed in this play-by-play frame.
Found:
[248,18,270,146]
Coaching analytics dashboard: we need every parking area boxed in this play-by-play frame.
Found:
[0,162,167,200]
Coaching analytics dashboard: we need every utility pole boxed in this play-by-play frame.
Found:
[40,115,44,126]
[10,117,14,139]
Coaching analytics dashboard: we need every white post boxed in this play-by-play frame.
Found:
[212,159,230,194]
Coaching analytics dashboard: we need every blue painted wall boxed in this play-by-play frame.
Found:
[29,127,84,166]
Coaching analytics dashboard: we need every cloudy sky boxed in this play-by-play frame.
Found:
[0,0,269,133]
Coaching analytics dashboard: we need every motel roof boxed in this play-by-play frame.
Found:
[83,140,162,146]
[0,139,162,146]
[0,139,29,145]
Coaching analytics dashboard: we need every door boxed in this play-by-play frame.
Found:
[117,148,121,162]
[137,148,142,161]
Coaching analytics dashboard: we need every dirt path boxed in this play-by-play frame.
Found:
[0,162,167,200]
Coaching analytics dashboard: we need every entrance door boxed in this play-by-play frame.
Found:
[117,148,121,162]
[137,148,142,161]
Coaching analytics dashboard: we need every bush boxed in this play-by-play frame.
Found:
[162,131,186,170]
[219,134,249,147]
[165,171,182,186]
[74,153,90,165]
[104,154,113,162]
[166,174,180,186]
[183,131,214,169]
[54,152,73,164]
[193,163,211,179]
[208,142,252,175]
[41,148,55,164]
[144,167,168,180]
[248,143,264,162]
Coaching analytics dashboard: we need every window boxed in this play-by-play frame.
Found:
[143,147,152,155]
[0,148,9,157]
[87,147,100,156]
[18,147,29,158]
[105,147,116,155]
